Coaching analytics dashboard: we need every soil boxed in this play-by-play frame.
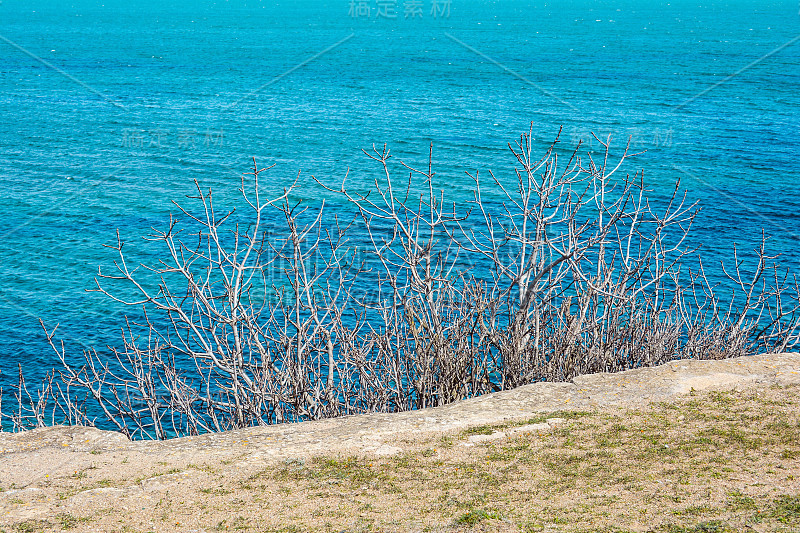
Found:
[1,352,799,532]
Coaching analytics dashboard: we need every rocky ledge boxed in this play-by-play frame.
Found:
[1,352,799,528]
[2,352,799,480]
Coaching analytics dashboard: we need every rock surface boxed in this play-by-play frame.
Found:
[1,352,799,528]
[2,353,799,470]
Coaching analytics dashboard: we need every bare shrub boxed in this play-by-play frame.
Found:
[3,127,798,438]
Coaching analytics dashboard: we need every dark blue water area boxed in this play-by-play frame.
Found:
[0,0,799,403]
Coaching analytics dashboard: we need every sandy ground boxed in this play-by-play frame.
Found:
[1,353,799,532]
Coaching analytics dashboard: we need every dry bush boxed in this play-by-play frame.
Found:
[3,127,798,439]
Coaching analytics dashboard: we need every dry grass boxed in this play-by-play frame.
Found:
[3,384,800,532]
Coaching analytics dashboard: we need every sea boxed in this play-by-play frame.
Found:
[1,0,799,403]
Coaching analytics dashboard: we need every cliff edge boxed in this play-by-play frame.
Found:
[2,352,799,532]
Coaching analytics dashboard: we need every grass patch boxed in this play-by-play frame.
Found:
[40,383,799,533]
[10,520,50,533]
[763,495,800,523]
[454,509,501,526]
[57,513,92,529]
[654,522,737,533]
[200,487,233,496]
[462,425,495,436]
[460,410,593,438]
[134,467,183,484]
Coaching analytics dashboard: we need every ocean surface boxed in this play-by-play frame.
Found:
[1,0,799,395]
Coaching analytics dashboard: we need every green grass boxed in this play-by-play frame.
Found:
[654,522,737,533]
[454,508,502,526]
[57,513,92,530]
[763,495,800,523]
[6,387,800,532]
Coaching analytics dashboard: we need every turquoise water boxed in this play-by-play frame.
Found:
[1,0,799,384]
